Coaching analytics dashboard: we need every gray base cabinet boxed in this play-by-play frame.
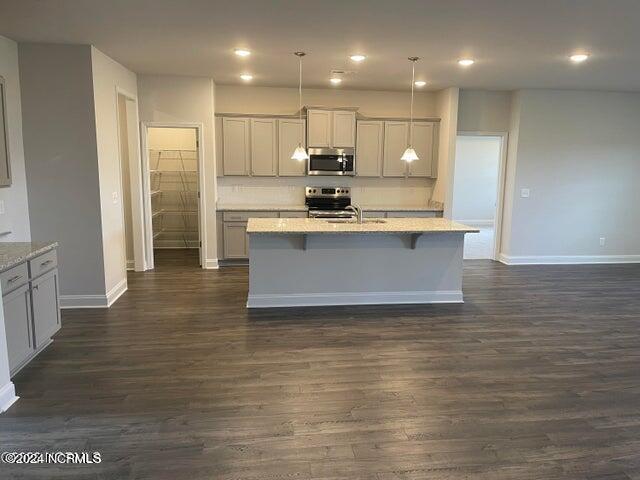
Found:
[1,248,61,376]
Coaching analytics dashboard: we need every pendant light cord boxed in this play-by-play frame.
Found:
[299,56,302,124]
[409,58,416,147]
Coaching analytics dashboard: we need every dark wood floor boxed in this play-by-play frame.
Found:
[2,250,640,479]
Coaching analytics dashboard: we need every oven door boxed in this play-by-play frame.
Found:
[307,148,355,176]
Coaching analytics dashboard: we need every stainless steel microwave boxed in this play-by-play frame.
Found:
[307,148,355,176]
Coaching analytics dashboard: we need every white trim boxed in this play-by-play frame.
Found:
[498,253,640,265]
[60,278,127,309]
[0,382,18,413]
[126,260,135,271]
[140,122,207,270]
[247,290,463,308]
[204,258,219,269]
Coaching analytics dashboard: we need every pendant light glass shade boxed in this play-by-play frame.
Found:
[402,57,420,163]
[291,145,309,161]
[401,147,419,162]
[291,51,308,162]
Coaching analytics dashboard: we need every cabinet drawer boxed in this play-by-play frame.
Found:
[29,249,58,279]
[279,211,308,218]
[1,262,29,295]
[222,211,279,222]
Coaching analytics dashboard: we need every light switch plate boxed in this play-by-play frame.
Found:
[0,200,4,214]
[112,191,119,204]
[520,188,530,198]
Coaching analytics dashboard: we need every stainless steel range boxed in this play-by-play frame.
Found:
[305,186,353,219]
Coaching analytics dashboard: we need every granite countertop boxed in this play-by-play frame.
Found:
[0,242,58,273]
[216,204,444,212]
[247,218,477,235]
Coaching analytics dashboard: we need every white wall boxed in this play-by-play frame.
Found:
[452,136,501,222]
[148,127,197,150]
[117,94,134,268]
[0,36,30,241]
[91,47,138,294]
[215,85,438,117]
[137,75,217,266]
[457,90,512,133]
[432,87,460,214]
[502,89,640,260]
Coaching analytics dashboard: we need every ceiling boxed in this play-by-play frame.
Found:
[2,0,640,92]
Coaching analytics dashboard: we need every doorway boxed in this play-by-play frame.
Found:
[452,133,507,260]
[144,126,203,269]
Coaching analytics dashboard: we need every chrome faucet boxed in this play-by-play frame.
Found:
[345,204,363,224]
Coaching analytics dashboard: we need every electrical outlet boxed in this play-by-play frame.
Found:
[599,237,606,246]
[520,188,530,198]
[112,191,119,204]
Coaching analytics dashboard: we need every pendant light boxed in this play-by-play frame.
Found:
[401,56,420,163]
[291,51,309,161]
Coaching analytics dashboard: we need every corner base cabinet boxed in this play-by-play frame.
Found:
[1,246,61,377]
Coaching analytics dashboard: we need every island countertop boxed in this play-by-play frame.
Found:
[0,242,58,273]
[246,217,478,234]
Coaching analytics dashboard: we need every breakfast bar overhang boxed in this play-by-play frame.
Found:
[246,218,478,308]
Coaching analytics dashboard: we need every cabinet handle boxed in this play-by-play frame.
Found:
[32,284,39,291]
[7,274,23,283]
[40,259,53,267]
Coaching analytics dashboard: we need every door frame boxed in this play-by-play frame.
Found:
[455,131,508,260]
[115,87,146,272]
[140,122,207,270]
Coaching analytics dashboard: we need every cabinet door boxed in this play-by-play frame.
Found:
[307,110,331,147]
[278,119,306,176]
[222,117,250,175]
[356,121,383,177]
[332,111,356,148]
[31,269,61,349]
[408,122,435,177]
[215,117,224,177]
[223,223,248,259]
[383,122,409,177]
[3,284,34,373]
[250,118,277,176]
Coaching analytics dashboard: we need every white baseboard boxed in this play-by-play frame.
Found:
[204,258,219,269]
[457,219,495,227]
[106,278,127,306]
[60,278,127,309]
[499,253,640,265]
[247,290,463,308]
[0,382,18,413]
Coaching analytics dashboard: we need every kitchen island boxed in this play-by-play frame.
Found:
[246,218,478,308]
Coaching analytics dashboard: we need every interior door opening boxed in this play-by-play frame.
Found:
[452,134,505,260]
[146,127,201,268]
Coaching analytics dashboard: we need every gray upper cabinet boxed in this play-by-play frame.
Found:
[408,122,436,177]
[383,121,409,177]
[250,118,277,176]
[356,121,384,177]
[278,119,306,176]
[222,117,250,175]
[307,109,332,147]
[307,109,356,148]
[332,111,356,148]
[0,77,11,187]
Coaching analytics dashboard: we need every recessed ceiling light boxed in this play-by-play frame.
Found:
[330,77,342,85]
[234,48,251,57]
[458,58,475,66]
[350,54,366,62]
[240,74,253,81]
[569,53,589,63]
[414,80,427,87]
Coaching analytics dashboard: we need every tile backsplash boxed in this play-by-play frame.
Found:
[217,177,435,207]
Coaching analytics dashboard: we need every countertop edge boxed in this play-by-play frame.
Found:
[0,242,59,273]
[216,204,444,212]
